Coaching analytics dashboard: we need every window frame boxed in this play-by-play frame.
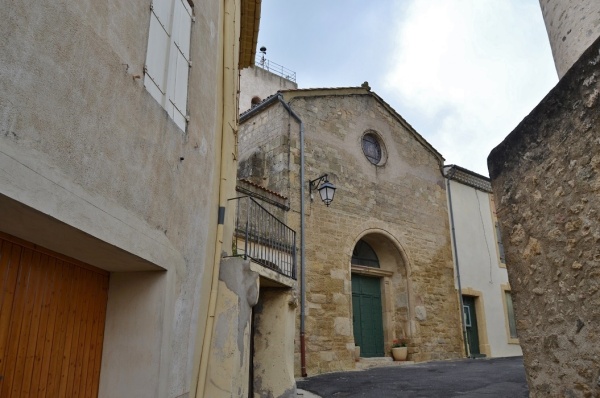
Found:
[351,240,380,268]
[361,130,387,166]
[489,195,507,267]
[501,284,519,344]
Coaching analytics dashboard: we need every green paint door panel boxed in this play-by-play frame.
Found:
[463,296,481,357]
[352,274,384,357]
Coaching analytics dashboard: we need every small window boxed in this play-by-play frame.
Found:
[463,305,472,327]
[362,132,382,165]
[145,0,193,130]
[495,222,506,264]
[352,240,379,268]
[505,291,518,339]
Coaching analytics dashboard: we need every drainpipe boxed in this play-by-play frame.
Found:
[195,0,237,394]
[277,94,308,377]
[444,166,470,358]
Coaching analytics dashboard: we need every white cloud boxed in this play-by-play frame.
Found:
[382,0,557,175]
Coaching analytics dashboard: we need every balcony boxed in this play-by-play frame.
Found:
[229,196,296,280]
[255,55,297,83]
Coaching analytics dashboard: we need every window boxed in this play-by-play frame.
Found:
[352,240,379,268]
[495,222,506,264]
[361,132,382,165]
[504,291,518,339]
[463,305,472,327]
[144,0,193,130]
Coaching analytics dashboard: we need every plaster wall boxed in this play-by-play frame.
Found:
[447,180,522,358]
[239,66,298,113]
[539,0,600,78]
[204,257,259,398]
[0,0,238,396]
[488,36,600,397]
[239,92,463,375]
[253,288,297,398]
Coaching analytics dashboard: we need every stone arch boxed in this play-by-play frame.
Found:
[349,227,413,277]
[347,227,416,358]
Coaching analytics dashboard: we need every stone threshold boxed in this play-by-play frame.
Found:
[355,357,415,370]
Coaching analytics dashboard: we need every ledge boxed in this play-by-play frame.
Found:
[351,265,393,278]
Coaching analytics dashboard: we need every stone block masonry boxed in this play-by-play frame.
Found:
[239,88,464,376]
[488,35,600,397]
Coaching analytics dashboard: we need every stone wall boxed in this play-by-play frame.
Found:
[539,0,600,78]
[488,36,600,397]
[239,101,294,196]
[239,89,464,376]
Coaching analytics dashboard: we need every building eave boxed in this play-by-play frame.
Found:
[239,0,261,69]
[443,164,492,193]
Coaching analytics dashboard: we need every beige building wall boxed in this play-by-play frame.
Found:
[446,175,522,359]
[239,65,298,113]
[0,0,259,396]
[239,87,464,376]
[539,0,600,78]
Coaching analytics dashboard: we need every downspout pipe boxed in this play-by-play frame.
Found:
[443,166,470,358]
[276,94,308,377]
[195,0,237,394]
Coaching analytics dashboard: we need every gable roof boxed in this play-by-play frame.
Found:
[239,85,444,165]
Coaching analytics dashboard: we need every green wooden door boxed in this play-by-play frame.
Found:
[462,296,481,357]
[352,274,384,357]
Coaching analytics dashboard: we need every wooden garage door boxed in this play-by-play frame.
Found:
[0,234,109,397]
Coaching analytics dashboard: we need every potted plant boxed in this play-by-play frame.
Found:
[391,338,408,361]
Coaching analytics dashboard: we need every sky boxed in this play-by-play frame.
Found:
[256,0,558,176]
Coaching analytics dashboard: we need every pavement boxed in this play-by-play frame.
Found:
[297,389,321,398]
[296,356,528,398]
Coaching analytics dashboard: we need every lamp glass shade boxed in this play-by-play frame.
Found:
[318,181,336,206]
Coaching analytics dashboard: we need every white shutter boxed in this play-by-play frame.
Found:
[173,53,189,115]
[145,12,170,104]
[151,0,172,28]
[173,0,192,61]
[168,0,192,129]
[144,0,192,130]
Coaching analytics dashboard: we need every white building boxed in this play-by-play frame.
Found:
[444,165,522,358]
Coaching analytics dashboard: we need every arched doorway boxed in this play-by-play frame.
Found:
[350,233,410,359]
[351,240,384,357]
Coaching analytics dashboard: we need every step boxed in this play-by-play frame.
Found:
[355,357,415,370]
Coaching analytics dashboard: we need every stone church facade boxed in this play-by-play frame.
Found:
[238,86,464,375]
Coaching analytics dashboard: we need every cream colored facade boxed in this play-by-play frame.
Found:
[539,0,600,78]
[0,0,273,396]
[444,165,522,359]
[239,63,298,113]
[238,86,465,376]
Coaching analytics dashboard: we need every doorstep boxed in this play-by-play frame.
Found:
[355,357,415,370]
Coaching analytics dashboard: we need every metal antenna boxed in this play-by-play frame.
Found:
[259,46,266,67]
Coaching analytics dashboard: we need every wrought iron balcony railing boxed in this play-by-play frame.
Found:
[228,196,296,280]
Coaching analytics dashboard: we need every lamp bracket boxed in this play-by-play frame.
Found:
[309,174,329,199]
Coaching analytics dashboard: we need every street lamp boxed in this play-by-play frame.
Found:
[309,174,336,206]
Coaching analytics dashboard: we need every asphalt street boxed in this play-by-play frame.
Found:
[297,356,528,398]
